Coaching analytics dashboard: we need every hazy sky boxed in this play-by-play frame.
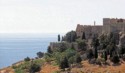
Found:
[0,0,125,33]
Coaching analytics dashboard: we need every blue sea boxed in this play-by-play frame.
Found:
[0,33,58,69]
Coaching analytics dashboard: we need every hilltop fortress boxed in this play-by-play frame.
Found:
[76,18,125,39]
[50,18,125,51]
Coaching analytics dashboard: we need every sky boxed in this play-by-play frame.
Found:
[0,0,125,34]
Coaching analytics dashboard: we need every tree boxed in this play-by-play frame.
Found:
[58,43,67,52]
[91,35,99,59]
[95,48,98,59]
[62,36,64,41]
[71,43,75,50]
[29,63,41,73]
[104,51,107,61]
[75,54,82,63]
[112,55,120,64]
[82,32,86,39]
[76,39,86,51]
[68,56,75,65]
[87,49,94,60]
[58,34,60,42]
[24,57,30,61]
[59,57,69,69]
[37,52,44,58]
[120,45,125,57]
[65,31,77,42]
[47,46,53,54]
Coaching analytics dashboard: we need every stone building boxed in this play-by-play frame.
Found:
[76,18,125,39]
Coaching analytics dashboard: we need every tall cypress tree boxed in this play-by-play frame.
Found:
[58,34,60,42]
[104,51,107,61]
[95,48,98,59]
[92,35,99,59]
[82,32,86,39]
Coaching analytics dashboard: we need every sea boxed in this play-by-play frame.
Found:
[0,33,59,69]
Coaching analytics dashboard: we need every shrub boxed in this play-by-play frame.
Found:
[47,46,53,54]
[15,68,25,73]
[59,57,69,69]
[75,54,82,64]
[68,56,75,65]
[29,63,41,73]
[24,57,30,61]
[111,55,120,64]
[87,49,94,60]
[64,31,77,42]
[37,52,44,58]
[58,43,67,52]
[76,39,86,51]
[44,53,52,62]
[89,58,96,64]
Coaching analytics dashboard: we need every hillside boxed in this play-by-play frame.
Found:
[1,27,125,73]
[1,60,125,73]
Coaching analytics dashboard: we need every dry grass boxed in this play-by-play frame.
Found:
[1,60,125,73]
[71,61,125,73]
[40,63,59,73]
[0,67,14,73]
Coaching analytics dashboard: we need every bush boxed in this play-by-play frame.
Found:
[68,56,75,65]
[37,52,44,58]
[89,58,96,64]
[15,68,25,73]
[87,49,94,60]
[59,57,69,69]
[44,53,52,62]
[75,54,82,64]
[95,58,105,66]
[29,63,41,73]
[111,55,120,64]
[76,39,86,51]
[47,46,53,54]
[24,57,30,61]
[13,59,44,73]
[64,31,77,42]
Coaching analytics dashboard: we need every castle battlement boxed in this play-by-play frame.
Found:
[76,18,125,39]
[103,18,125,25]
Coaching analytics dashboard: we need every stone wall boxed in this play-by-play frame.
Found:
[103,18,125,25]
[76,24,84,38]
[76,18,125,39]
[50,42,78,50]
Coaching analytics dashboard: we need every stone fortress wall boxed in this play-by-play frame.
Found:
[76,18,125,39]
[50,18,125,50]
